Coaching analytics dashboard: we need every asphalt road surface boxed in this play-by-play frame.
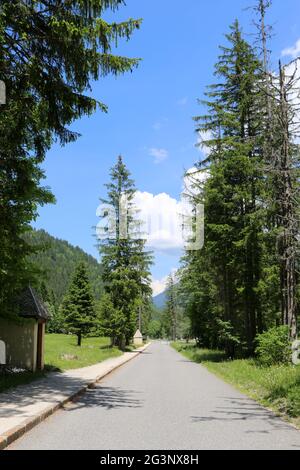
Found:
[9,342,300,450]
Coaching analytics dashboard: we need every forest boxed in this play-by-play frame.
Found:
[25,229,104,307]
[0,0,299,357]
[0,0,300,443]
[175,2,300,359]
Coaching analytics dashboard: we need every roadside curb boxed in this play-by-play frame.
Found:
[0,342,151,450]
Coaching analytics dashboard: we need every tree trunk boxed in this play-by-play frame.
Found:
[118,335,126,351]
[77,331,82,346]
[278,62,297,341]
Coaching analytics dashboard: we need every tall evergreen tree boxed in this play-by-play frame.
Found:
[254,0,299,339]
[181,21,267,355]
[60,262,96,346]
[180,5,300,354]
[0,1,141,317]
[165,274,178,341]
[98,156,152,348]
[273,61,299,340]
[97,293,125,346]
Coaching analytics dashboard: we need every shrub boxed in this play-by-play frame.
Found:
[255,326,291,366]
[286,384,300,417]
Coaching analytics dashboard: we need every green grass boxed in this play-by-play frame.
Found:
[44,334,122,370]
[172,341,300,428]
[0,334,122,394]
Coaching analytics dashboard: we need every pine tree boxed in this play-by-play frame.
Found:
[39,281,50,304]
[179,248,221,349]
[98,156,152,348]
[0,1,141,318]
[60,263,96,346]
[46,304,64,334]
[183,21,266,355]
[165,274,178,341]
[273,61,299,340]
[254,0,299,339]
[178,2,299,356]
[97,293,126,347]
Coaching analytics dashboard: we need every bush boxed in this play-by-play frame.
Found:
[255,326,291,366]
[286,385,300,417]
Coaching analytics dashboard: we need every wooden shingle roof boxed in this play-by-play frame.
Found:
[18,286,49,321]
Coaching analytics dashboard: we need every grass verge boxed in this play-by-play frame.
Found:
[44,334,122,370]
[0,334,122,393]
[172,341,300,429]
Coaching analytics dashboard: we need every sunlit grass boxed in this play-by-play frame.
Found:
[172,341,300,427]
[45,334,122,371]
[0,334,122,393]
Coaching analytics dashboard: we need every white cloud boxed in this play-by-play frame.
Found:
[133,166,208,253]
[133,191,186,251]
[282,39,300,59]
[196,130,213,158]
[151,275,169,296]
[151,269,177,296]
[149,147,169,164]
[183,166,210,198]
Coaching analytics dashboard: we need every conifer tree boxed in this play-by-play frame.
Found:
[0,1,141,317]
[179,1,299,355]
[97,293,126,347]
[98,156,152,348]
[255,0,299,339]
[183,21,266,355]
[165,274,178,341]
[273,61,300,340]
[60,263,96,346]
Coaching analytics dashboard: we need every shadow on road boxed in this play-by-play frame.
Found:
[191,397,294,432]
[65,385,143,411]
[0,373,94,419]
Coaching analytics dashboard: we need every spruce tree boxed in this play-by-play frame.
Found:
[0,1,141,318]
[255,0,299,339]
[60,263,96,346]
[179,2,299,354]
[183,21,266,355]
[98,156,152,348]
[273,62,299,340]
[97,293,126,347]
[165,274,178,341]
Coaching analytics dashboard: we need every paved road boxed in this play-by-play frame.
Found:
[9,342,300,450]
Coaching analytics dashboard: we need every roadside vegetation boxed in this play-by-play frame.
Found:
[44,334,122,371]
[172,342,300,428]
[0,335,122,394]
[176,0,299,367]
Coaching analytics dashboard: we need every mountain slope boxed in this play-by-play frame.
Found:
[153,290,167,309]
[25,229,104,306]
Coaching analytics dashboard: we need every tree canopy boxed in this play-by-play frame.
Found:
[0,0,141,317]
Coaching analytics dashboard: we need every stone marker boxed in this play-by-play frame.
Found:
[133,329,143,346]
[0,340,6,365]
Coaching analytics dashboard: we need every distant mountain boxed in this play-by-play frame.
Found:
[153,290,167,309]
[25,229,104,306]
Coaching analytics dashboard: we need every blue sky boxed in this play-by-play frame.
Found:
[34,0,300,294]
